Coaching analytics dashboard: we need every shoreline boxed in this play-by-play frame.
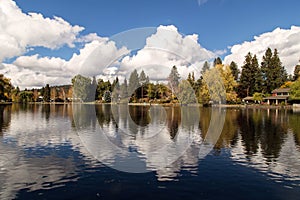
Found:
[2,102,295,109]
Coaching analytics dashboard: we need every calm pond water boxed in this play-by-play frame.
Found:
[0,104,300,200]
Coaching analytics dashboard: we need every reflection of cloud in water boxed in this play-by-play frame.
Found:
[231,131,300,186]
[75,104,202,177]
[0,104,97,199]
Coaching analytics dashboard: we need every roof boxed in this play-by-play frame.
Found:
[264,95,289,100]
[272,88,290,93]
[243,96,254,101]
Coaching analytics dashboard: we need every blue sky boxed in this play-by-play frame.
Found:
[15,0,300,51]
[1,0,300,88]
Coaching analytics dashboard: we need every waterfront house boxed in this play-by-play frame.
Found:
[264,88,290,105]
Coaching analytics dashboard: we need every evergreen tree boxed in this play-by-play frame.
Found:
[120,78,128,99]
[128,69,140,100]
[229,61,239,81]
[213,57,222,66]
[139,70,149,99]
[139,70,149,85]
[293,64,300,81]
[187,72,195,89]
[261,48,287,94]
[238,53,261,97]
[89,76,97,101]
[112,77,120,102]
[43,84,51,102]
[168,66,180,95]
[201,61,210,74]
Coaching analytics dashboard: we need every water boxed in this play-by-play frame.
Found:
[0,104,300,199]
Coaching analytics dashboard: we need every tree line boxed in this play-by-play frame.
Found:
[1,47,300,104]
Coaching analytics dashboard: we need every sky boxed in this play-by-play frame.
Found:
[1,0,300,88]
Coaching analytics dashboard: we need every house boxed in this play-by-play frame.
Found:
[264,88,290,105]
[242,96,255,104]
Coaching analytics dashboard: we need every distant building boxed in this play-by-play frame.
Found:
[242,96,255,104]
[264,88,290,105]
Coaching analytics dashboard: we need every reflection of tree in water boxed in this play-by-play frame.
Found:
[41,104,50,121]
[0,105,11,135]
[95,104,112,127]
[198,108,239,152]
[238,109,287,162]
[260,109,288,161]
[128,106,151,127]
[288,112,300,150]
[237,109,261,156]
[198,107,211,140]
[73,104,97,130]
[166,106,181,139]
[215,109,239,150]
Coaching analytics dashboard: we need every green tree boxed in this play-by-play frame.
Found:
[19,91,34,103]
[293,64,300,81]
[261,48,287,94]
[96,79,112,100]
[0,74,13,101]
[229,61,239,81]
[103,90,111,102]
[290,78,300,100]
[139,70,149,100]
[43,84,51,102]
[147,83,156,100]
[72,74,93,102]
[198,82,210,105]
[238,53,262,97]
[253,92,264,103]
[213,57,222,66]
[112,77,120,102]
[187,72,195,89]
[120,78,129,100]
[91,76,97,100]
[168,66,180,96]
[11,86,20,102]
[128,69,140,101]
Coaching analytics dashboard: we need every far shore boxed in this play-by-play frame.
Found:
[1,101,296,110]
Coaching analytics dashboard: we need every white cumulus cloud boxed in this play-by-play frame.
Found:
[120,25,216,81]
[224,26,300,74]
[0,0,83,62]
[66,39,129,77]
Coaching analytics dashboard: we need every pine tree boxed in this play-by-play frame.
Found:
[168,66,180,95]
[120,78,128,99]
[229,61,239,81]
[128,69,140,100]
[43,84,51,102]
[261,48,287,94]
[213,57,222,66]
[293,64,300,81]
[111,77,120,102]
[187,72,195,88]
[238,53,261,97]
[201,61,210,74]
[139,70,149,100]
